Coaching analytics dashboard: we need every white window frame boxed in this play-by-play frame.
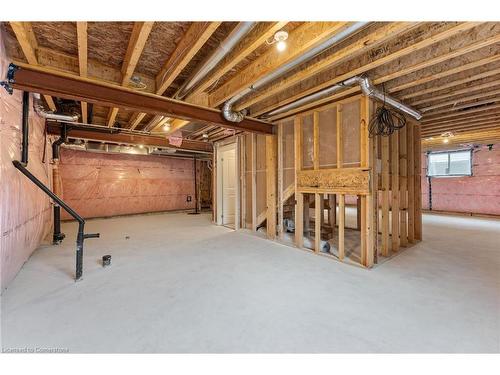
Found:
[427,149,473,177]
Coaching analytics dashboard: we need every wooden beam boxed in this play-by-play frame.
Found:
[422,128,500,150]
[76,22,88,123]
[191,22,287,96]
[399,125,408,248]
[45,123,212,153]
[209,22,353,107]
[414,125,422,241]
[337,104,345,261]
[108,22,154,127]
[156,22,220,95]
[422,120,500,137]
[10,62,274,134]
[238,22,418,111]
[422,103,500,122]
[401,66,500,101]
[9,22,56,111]
[420,88,500,113]
[251,134,257,231]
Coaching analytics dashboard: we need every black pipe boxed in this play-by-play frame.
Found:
[87,103,94,124]
[53,205,65,244]
[194,156,199,214]
[12,160,99,281]
[52,124,68,159]
[21,91,29,165]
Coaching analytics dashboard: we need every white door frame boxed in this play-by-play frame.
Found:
[216,141,240,228]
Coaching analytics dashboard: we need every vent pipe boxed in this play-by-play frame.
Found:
[265,76,422,121]
[33,93,79,122]
[176,22,256,99]
[222,22,369,122]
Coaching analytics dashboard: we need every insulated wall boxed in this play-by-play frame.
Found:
[0,30,52,290]
[421,144,500,216]
[58,149,196,219]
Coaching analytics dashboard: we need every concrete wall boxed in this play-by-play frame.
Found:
[0,30,53,290]
[58,148,196,219]
[422,144,500,216]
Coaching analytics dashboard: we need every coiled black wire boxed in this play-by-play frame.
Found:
[369,105,407,137]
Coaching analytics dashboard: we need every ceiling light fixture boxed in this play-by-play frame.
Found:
[267,30,288,52]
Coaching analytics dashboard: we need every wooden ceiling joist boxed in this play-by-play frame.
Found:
[127,22,220,130]
[107,21,154,127]
[9,22,57,111]
[236,22,419,111]
[9,62,274,134]
[257,22,485,118]
[209,21,354,107]
[76,22,88,123]
[420,88,500,113]
[422,129,500,150]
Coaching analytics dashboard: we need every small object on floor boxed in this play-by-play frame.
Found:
[125,236,130,239]
[102,255,111,267]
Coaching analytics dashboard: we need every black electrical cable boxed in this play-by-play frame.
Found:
[368,85,407,137]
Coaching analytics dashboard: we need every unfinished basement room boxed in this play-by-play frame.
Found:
[1,5,499,363]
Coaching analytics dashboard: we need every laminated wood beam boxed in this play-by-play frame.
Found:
[8,63,274,135]
[45,123,212,153]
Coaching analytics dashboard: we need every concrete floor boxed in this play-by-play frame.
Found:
[1,212,499,353]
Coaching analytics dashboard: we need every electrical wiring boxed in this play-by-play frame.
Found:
[368,87,407,137]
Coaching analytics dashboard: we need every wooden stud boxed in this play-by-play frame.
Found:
[251,133,257,231]
[266,135,277,240]
[414,124,423,241]
[381,135,390,256]
[241,135,247,229]
[315,193,321,253]
[399,125,408,247]
[407,121,416,243]
[277,123,284,239]
[294,116,303,248]
[391,130,400,252]
[338,194,345,261]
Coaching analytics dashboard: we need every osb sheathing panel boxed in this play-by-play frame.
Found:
[282,120,295,190]
[88,22,134,69]
[31,22,78,56]
[135,22,191,78]
[318,106,337,168]
[342,100,361,167]
[302,114,314,169]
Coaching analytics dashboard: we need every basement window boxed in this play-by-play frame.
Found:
[427,150,472,177]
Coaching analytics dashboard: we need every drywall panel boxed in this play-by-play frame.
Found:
[58,149,196,219]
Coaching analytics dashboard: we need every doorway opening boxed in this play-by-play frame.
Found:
[217,143,237,228]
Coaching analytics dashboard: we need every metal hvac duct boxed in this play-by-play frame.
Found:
[176,22,256,99]
[265,76,422,121]
[222,22,369,122]
[33,93,79,122]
